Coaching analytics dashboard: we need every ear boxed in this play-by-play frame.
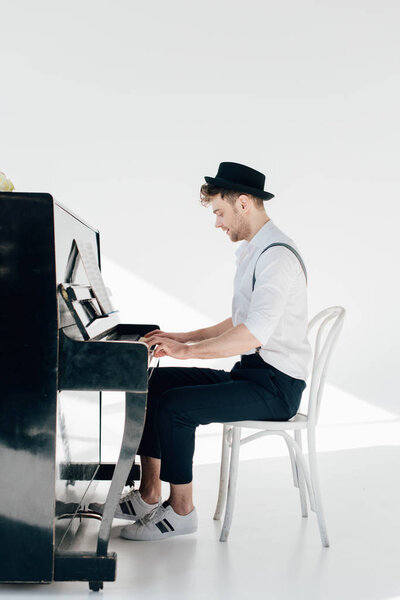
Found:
[238,194,251,212]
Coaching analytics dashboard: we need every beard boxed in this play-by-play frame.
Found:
[229,212,251,242]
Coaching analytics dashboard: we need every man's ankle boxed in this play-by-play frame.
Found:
[139,488,161,505]
[169,501,195,516]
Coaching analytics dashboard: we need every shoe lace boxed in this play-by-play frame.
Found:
[120,487,136,503]
[141,502,164,525]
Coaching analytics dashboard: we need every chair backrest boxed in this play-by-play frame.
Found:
[305,306,345,424]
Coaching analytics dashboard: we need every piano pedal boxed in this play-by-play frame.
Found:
[78,510,103,521]
[57,513,81,521]
[57,510,103,522]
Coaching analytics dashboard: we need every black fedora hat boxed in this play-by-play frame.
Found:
[204,162,274,201]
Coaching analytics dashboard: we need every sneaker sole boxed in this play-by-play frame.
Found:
[120,526,198,541]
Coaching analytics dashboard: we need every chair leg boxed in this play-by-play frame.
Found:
[220,426,241,542]
[287,440,299,488]
[214,424,231,520]
[294,430,308,518]
[308,428,329,548]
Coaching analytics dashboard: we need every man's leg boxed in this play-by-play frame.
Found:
[137,366,232,460]
[90,366,229,520]
[158,369,304,516]
[145,370,294,511]
[157,374,291,486]
[136,367,232,513]
[121,373,291,540]
[138,456,161,504]
[169,482,194,516]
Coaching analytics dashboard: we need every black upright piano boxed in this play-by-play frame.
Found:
[0,192,158,591]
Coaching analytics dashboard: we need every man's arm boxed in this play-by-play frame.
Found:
[144,323,260,360]
[186,317,233,342]
[186,323,260,358]
[144,317,233,344]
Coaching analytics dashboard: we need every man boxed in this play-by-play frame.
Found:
[91,161,312,541]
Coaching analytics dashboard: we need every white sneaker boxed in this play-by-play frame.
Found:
[89,488,161,522]
[120,501,198,541]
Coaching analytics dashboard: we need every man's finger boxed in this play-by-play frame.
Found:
[154,345,167,358]
[144,329,161,337]
[146,336,164,347]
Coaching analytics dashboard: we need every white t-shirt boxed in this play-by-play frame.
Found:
[232,219,312,381]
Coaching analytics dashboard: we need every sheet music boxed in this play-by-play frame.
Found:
[74,239,115,315]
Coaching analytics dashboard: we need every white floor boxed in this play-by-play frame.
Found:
[1,383,400,600]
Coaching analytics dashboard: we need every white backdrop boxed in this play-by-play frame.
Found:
[1,0,399,411]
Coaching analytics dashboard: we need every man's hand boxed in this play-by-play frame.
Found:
[144,332,189,359]
[144,329,191,343]
[143,323,261,360]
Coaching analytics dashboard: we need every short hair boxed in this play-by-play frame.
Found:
[199,183,264,209]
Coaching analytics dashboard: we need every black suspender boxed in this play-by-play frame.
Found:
[251,242,307,355]
[252,242,308,291]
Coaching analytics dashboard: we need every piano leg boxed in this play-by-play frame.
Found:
[90,391,147,590]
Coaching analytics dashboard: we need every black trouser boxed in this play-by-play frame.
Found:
[137,353,306,484]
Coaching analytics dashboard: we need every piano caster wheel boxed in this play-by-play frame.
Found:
[89,581,103,592]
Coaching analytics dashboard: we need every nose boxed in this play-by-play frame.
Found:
[215,217,223,229]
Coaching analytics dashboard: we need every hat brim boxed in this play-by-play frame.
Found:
[204,176,274,201]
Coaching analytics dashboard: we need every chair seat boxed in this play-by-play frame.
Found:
[224,412,308,431]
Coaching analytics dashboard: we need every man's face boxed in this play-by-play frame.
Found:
[211,194,251,242]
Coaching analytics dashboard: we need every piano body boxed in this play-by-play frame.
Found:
[0,192,158,591]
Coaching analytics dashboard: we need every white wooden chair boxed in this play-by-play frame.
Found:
[214,306,345,547]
